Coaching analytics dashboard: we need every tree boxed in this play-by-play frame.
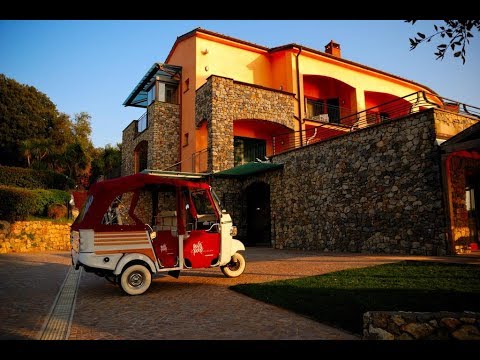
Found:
[20,138,54,168]
[0,74,58,166]
[406,20,480,64]
[62,142,89,184]
[89,143,122,185]
[0,74,96,186]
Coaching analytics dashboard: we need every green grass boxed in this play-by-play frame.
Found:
[230,261,480,335]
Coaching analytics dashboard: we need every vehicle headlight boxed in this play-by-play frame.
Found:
[230,226,237,237]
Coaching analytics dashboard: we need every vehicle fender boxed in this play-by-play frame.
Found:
[230,239,245,256]
[113,253,156,275]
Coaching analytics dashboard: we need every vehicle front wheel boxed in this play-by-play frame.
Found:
[120,264,152,295]
[221,252,246,278]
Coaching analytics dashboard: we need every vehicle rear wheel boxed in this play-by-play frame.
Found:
[221,252,246,278]
[120,264,152,295]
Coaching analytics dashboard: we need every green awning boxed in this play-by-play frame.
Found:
[213,162,283,178]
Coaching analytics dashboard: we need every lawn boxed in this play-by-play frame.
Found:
[230,261,480,335]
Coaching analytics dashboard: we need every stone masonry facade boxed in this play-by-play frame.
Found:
[196,75,296,172]
[270,109,447,255]
[213,109,455,255]
[122,101,180,176]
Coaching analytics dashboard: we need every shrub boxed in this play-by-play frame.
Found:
[0,165,74,190]
[31,189,70,216]
[0,185,37,221]
[47,204,67,219]
[0,185,70,221]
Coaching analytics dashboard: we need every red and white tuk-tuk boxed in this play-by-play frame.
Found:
[71,170,245,295]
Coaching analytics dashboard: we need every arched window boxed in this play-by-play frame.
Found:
[134,141,148,173]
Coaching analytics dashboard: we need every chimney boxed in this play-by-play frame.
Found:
[325,40,341,58]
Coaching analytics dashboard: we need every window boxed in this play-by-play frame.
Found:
[306,99,324,118]
[165,84,177,104]
[184,78,190,92]
[191,190,214,215]
[234,137,266,166]
[305,98,340,124]
[134,141,148,173]
[101,193,137,225]
[147,84,156,106]
[183,133,189,147]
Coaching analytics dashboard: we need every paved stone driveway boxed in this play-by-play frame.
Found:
[1,248,479,340]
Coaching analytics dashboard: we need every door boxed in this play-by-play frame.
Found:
[327,98,340,124]
[246,182,271,246]
[466,172,480,246]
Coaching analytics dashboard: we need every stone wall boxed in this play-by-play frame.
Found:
[210,177,244,237]
[0,221,71,254]
[270,110,447,255]
[196,75,296,172]
[122,101,180,176]
[210,110,452,254]
[363,311,480,340]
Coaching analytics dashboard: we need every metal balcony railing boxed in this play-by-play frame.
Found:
[273,91,480,155]
[305,100,354,124]
[192,148,208,173]
[137,111,148,133]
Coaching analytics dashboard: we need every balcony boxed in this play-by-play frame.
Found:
[273,91,480,155]
[137,111,148,133]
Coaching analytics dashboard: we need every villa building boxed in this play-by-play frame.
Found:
[121,28,479,255]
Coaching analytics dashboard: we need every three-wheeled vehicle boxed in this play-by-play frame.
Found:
[70,170,245,295]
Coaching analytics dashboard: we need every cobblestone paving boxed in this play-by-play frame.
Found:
[0,252,71,339]
[68,248,480,340]
[2,249,478,340]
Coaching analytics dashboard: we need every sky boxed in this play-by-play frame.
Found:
[0,20,479,148]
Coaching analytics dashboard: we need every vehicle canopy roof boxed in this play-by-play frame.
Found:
[73,173,211,229]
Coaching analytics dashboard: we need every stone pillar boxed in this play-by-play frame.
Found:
[210,77,234,172]
[121,121,138,176]
[149,102,180,171]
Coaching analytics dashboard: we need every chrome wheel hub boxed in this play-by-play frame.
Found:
[128,272,144,287]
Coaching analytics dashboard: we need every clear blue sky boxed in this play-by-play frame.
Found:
[1,20,479,148]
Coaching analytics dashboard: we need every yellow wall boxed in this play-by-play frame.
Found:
[195,34,273,89]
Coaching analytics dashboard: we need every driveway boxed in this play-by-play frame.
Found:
[1,248,479,340]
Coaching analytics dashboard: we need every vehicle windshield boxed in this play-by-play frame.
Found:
[210,187,222,213]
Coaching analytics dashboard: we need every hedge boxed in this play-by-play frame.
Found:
[0,165,74,190]
[0,185,71,221]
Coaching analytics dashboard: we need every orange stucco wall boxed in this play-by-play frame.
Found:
[297,49,434,119]
[166,36,197,171]
[164,30,439,171]
[196,120,208,150]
